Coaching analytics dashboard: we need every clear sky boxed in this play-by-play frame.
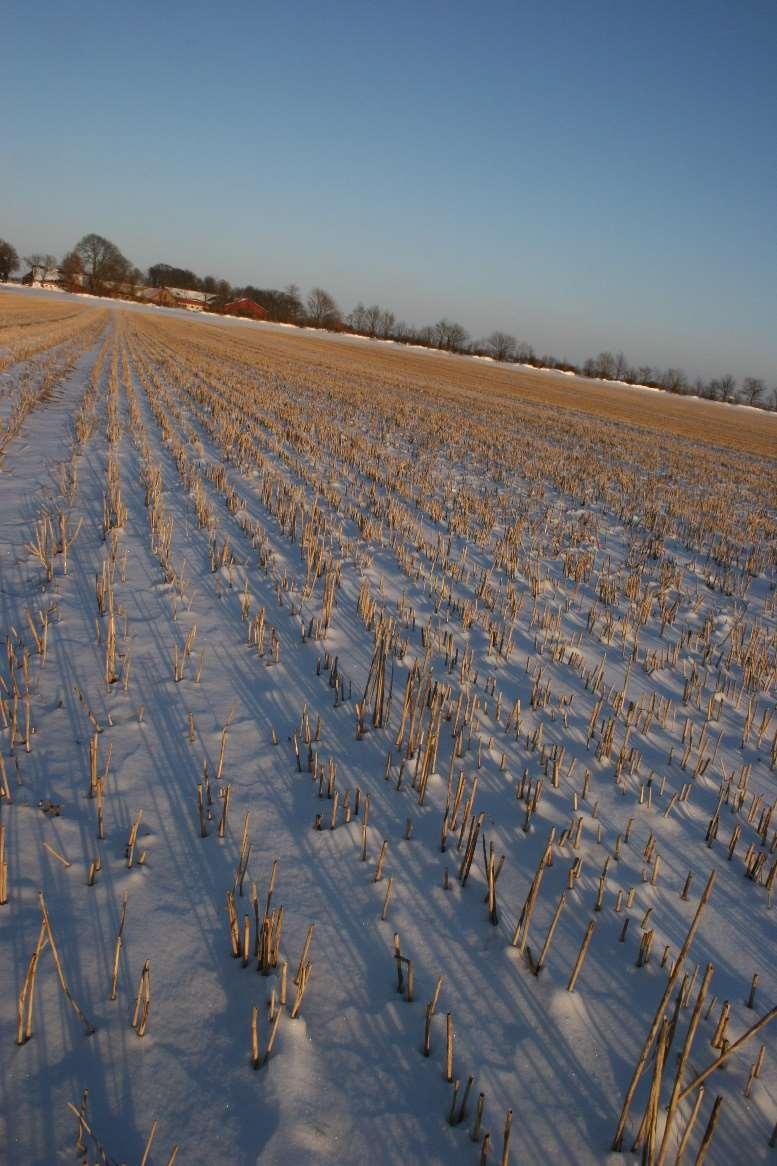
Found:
[4,1,776,379]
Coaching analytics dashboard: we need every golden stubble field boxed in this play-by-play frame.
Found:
[204,313,777,460]
[2,288,775,460]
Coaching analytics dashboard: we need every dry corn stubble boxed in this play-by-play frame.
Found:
[2,294,776,1163]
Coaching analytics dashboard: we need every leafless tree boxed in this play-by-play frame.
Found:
[348,302,368,332]
[484,331,516,362]
[362,304,383,336]
[74,234,130,294]
[127,267,145,297]
[283,285,304,322]
[717,374,737,403]
[432,319,469,352]
[0,238,19,281]
[661,368,688,394]
[741,376,764,406]
[376,309,395,338]
[594,351,617,379]
[213,279,232,308]
[307,287,342,328]
[59,250,85,291]
[614,351,630,381]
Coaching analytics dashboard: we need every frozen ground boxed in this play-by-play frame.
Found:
[0,296,775,1164]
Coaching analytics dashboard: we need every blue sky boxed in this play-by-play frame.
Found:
[4,1,776,379]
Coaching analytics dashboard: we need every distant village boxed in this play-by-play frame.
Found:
[20,260,269,321]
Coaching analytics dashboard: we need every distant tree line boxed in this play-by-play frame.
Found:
[574,349,771,407]
[1,230,775,411]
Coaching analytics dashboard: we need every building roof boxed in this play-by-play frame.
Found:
[224,298,267,312]
[138,286,214,304]
[168,287,212,303]
[223,299,269,320]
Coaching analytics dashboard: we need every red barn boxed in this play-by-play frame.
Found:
[223,298,268,320]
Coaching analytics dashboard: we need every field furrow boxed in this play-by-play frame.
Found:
[1,299,775,1165]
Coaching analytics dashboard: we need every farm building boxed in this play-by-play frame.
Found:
[139,287,178,308]
[223,298,268,320]
[169,287,214,310]
[22,264,62,286]
[139,286,214,311]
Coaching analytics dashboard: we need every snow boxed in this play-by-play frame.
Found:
[520,363,577,376]
[0,292,776,1163]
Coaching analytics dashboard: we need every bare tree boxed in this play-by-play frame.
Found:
[361,304,382,336]
[0,238,19,281]
[377,309,395,338]
[515,341,535,364]
[741,377,764,406]
[59,250,85,291]
[661,368,688,394]
[74,234,130,294]
[283,284,304,322]
[484,331,516,362]
[347,302,395,338]
[213,279,232,308]
[593,351,617,379]
[614,351,630,381]
[126,267,145,297]
[717,374,737,403]
[348,302,368,332]
[307,287,342,328]
[432,319,469,352]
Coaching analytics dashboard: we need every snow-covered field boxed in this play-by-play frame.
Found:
[1,291,776,1165]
